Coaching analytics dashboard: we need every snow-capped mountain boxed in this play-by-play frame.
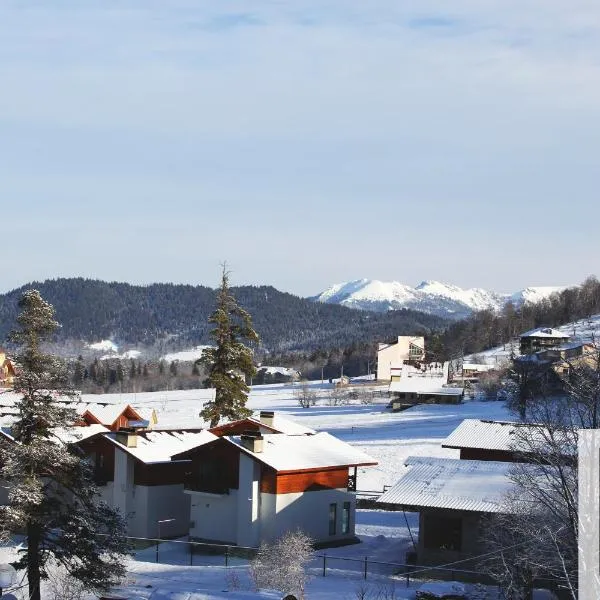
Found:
[313,279,567,318]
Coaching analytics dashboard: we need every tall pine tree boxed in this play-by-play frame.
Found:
[199,267,259,426]
[0,290,128,600]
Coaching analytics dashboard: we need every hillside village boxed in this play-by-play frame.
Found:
[0,307,593,599]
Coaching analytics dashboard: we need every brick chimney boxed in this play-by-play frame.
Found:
[259,410,275,428]
[116,428,138,448]
[240,430,264,453]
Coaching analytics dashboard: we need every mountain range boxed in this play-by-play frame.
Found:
[313,279,566,318]
[0,278,447,356]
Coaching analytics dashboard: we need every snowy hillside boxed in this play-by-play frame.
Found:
[467,313,600,366]
[314,279,567,318]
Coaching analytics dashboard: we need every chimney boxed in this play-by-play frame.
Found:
[240,430,264,453]
[259,410,275,428]
[116,428,138,448]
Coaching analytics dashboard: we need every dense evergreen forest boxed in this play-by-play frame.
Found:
[0,278,447,354]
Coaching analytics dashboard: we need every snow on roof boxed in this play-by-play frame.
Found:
[442,419,527,451]
[376,456,514,513]
[227,432,377,472]
[81,403,141,425]
[249,413,316,435]
[389,380,463,395]
[0,424,109,445]
[443,419,574,457]
[106,429,218,464]
[520,327,570,339]
[53,424,109,445]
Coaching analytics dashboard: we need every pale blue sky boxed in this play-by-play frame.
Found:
[1,1,599,296]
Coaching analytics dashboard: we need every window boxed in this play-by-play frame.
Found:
[328,503,337,535]
[342,502,351,534]
[423,514,462,551]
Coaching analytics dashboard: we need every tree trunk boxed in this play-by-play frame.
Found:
[27,521,42,600]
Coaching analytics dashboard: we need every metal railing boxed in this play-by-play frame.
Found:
[127,534,488,586]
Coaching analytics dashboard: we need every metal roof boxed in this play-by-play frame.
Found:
[376,456,514,513]
[441,419,569,456]
[442,419,523,451]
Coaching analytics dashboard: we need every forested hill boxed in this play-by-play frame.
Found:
[0,278,447,353]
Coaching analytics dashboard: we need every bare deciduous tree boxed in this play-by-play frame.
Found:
[294,382,317,409]
[250,529,313,599]
[480,346,600,599]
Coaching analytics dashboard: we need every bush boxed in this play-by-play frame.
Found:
[250,530,313,599]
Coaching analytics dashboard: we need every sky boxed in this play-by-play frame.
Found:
[1,0,599,297]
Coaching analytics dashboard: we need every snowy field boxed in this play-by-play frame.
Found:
[1,383,532,599]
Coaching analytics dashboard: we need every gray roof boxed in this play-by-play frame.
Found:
[376,456,514,513]
[442,419,524,452]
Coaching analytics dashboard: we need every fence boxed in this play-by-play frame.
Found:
[127,535,491,586]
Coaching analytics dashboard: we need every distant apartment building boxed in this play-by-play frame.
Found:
[0,350,16,388]
[519,327,570,355]
[377,336,425,381]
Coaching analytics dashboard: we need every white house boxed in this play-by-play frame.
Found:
[179,431,377,547]
[377,336,425,381]
[79,428,218,539]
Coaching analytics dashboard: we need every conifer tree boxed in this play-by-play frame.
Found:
[0,290,128,600]
[199,267,259,426]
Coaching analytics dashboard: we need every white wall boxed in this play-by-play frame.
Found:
[187,489,239,544]
[237,453,261,547]
[188,454,358,548]
[261,488,356,544]
[113,447,134,524]
[377,336,425,380]
[113,448,191,539]
[96,481,114,506]
[131,484,191,539]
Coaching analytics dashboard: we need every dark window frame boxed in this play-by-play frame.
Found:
[329,503,337,535]
[342,501,351,534]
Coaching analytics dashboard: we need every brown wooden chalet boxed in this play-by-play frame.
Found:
[78,404,146,432]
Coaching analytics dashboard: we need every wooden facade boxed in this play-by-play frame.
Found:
[178,439,240,494]
[178,438,351,496]
[209,419,277,437]
[459,448,522,463]
[78,436,116,484]
[260,467,349,494]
